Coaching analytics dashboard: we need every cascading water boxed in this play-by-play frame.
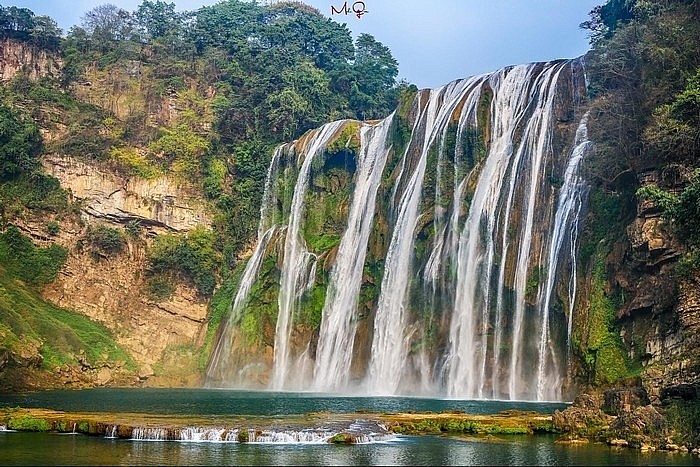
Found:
[207,59,590,401]
[271,120,347,389]
[312,116,394,391]
[366,78,490,394]
[205,147,282,385]
[534,112,592,400]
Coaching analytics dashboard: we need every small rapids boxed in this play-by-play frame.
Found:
[123,419,393,444]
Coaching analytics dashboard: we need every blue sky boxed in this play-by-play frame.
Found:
[8,0,602,88]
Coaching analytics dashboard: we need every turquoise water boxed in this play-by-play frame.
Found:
[0,388,569,415]
[0,389,697,466]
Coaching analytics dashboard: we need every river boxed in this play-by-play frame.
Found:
[0,389,696,466]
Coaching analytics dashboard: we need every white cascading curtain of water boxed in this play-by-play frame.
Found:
[537,111,592,397]
[446,65,536,399]
[506,62,567,401]
[312,115,394,391]
[270,120,347,390]
[205,147,283,385]
[365,78,486,395]
[210,59,590,401]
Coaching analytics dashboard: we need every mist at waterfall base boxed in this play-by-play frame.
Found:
[207,59,592,402]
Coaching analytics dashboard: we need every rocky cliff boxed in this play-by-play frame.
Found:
[609,169,700,402]
[0,37,61,82]
[0,38,216,388]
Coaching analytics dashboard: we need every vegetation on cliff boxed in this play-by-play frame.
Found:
[578,0,700,388]
[0,1,407,384]
[1,0,405,290]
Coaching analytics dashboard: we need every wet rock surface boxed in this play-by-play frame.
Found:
[554,388,699,453]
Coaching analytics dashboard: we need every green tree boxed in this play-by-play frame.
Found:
[0,105,42,179]
[644,69,700,164]
[580,0,636,42]
[81,4,134,43]
[350,34,399,119]
[28,15,61,49]
[135,0,179,41]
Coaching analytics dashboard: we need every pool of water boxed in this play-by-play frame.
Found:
[0,388,569,416]
[0,389,696,466]
[1,430,696,466]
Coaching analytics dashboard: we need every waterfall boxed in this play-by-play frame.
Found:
[271,120,347,389]
[535,112,591,400]
[366,78,484,394]
[312,115,394,391]
[205,147,282,385]
[208,59,590,401]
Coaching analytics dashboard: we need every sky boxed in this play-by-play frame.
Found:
[7,0,602,89]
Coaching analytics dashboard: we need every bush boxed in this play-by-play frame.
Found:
[109,146,161,179]
[46,221,60,236]
[0,104,42,179]
[0,226,68,285]
[147,227,220,297]
[86,224,126,256]
[8,414,51,432]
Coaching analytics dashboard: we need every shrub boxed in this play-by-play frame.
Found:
[147,227,220,297]
[8,414,51,432]
[46,221,60,236]
[86,225,126,256]
[109,146,161,179]
[0,226,68,285]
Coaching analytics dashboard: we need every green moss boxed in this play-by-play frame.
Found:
[237,254,280,346]
[8,414,51,432]
[477,88,492,137]
[461,128,487,176]
[328,433,352,444]
[383,114,413,184]
[576,244,637,385]
[525,266,545,298]
[306,234,341,252]
[326,122,360,155]
[296,284,326,330]
[397,85,418,120]
[302,169,349,254]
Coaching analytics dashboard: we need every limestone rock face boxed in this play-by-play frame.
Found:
[604,169,700,403]
[43,154,210,232]
[0,38,61,82]
[42,241,208,371]
[34,155,213,383]
[552,393,612,436]
[641,277,700,402]
[602,387,650,416]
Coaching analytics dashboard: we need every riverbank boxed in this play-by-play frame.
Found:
[0,407,558,444]
[0,404,695,455]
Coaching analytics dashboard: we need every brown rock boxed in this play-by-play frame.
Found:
[96,368,112,386]
[603,388,650,416]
